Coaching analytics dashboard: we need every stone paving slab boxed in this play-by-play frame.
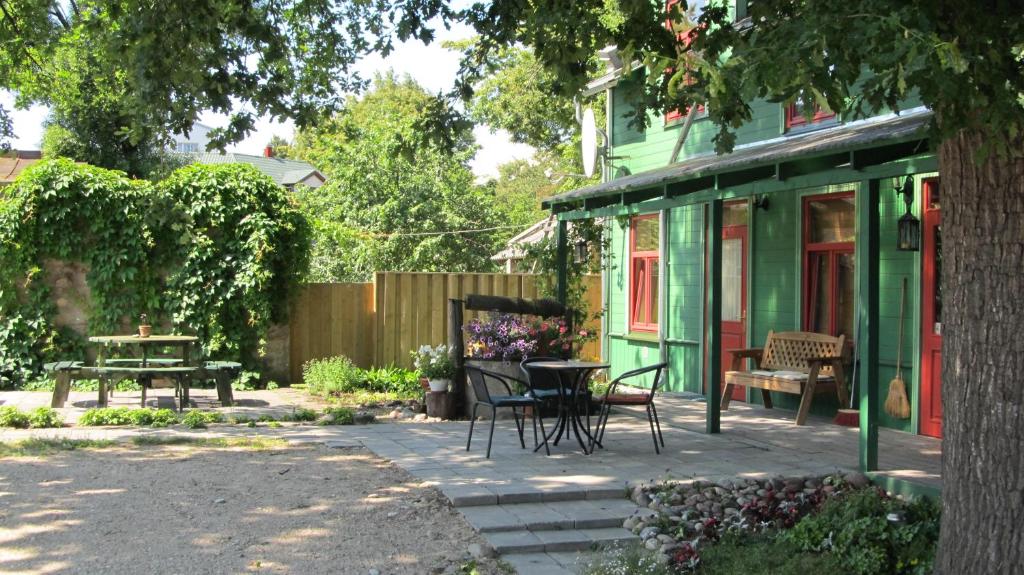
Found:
[501,553,576,575]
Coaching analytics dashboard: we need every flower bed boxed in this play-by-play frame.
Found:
[612,472,939,574]
[465,313,592,361]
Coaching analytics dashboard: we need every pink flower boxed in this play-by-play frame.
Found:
[559,326,566,334]
[562,343,570,350]
[578,330,587,337]
[540,323,549,331]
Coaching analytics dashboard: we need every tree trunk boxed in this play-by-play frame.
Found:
[938,130,1024,574]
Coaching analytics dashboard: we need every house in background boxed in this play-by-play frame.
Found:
[543,0,939,494]
[492,217,558,273]
[171,123,215,153]
[0,150,43,185]
[185,146,325,191]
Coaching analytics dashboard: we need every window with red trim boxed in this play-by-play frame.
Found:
[785,100,836,130]
[803,193,855,339]
[630,215,660,332]
[664,0,706,124]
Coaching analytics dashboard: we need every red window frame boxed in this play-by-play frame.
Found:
[802,192,855,337]
[664,0,705,124]
[630,214,660,332]
[785,102,836,130]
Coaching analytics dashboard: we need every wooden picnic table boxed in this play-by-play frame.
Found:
[89,334,200,408]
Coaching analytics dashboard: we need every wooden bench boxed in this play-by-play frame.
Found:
[722,330,849,425]
[44,361,85,408]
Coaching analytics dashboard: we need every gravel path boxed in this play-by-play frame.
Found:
[0,441,505,574]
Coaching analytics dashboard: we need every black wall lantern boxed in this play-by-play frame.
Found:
[896,177,920,251]
[573,238,589,264]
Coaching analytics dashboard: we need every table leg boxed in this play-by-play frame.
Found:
[97,345,108,407]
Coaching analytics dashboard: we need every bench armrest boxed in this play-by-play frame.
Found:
[726,348,763,370]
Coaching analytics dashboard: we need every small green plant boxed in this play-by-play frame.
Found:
[0,406,30,428]
[79,407,136,426]
[257,414,278,422]
[696,532,844,574]
[290,407,318,422]
[229,415,254,425]
[232,371,262,391]
[0,438,117,457]
[320,407,355,425]
[181,410,223,429]
[27,407,64,428]
[268,421,282,428]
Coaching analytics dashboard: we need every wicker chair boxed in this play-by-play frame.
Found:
[466,365,550,458]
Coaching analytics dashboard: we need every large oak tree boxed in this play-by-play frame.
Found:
[454,1,1022,572]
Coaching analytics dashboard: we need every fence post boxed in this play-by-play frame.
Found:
[448,298,465,414]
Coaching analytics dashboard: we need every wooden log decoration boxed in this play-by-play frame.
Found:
[464,294,566,318]
[448,298,465,414]
[425,391,454,419]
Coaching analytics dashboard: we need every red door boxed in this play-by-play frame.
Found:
[721,204,748,401]
[920,179,942,438]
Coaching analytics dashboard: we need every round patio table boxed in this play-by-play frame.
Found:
[526,360,609,455]
[88,334,199,407]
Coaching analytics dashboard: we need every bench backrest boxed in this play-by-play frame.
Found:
[760,330,845,376]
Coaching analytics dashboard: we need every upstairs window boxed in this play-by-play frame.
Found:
[630,215,660,332]
[785,99,836,130]
[665,0,707,124]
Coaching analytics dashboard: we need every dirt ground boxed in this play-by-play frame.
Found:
[0,441,506,575]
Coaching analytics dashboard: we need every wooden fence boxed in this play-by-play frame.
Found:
[288,272,602,382]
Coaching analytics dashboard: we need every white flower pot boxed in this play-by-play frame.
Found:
[428,379,450,393]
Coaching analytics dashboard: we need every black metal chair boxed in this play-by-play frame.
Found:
[590,362,668,454]
[466,365,550,458]
[519,356,572,406]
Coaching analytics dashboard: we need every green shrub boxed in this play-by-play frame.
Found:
[320,407,355,425]
[181,410,223,429]
[303,356,421,398]
[289,408,318,422]
[363,365,422,396]
[257,414,278,422]
[232,371,262,391]
[303,356,364,396]
[79,407,136,426]
[27,407,64,428]
[229,415,254,425]
[0,406,30,428]
[782,488,940,575]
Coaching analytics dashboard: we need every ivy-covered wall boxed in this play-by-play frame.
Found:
[0,159,310,387]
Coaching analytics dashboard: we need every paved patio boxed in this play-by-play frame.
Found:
[0,392,941,573]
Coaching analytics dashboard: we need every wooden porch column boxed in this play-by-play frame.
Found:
[857,179,881,471]
[555,218,568,305]
[705,199,723,434]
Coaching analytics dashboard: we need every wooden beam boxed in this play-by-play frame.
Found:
[857,179,880,471]
[706,199,723,434]
[851,139,928,170]
[555,219,568,305]
[776,152,850,180]
[716,165,775,189]
[666,176,715,197]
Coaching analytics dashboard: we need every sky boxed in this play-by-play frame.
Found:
[1,21,536,180]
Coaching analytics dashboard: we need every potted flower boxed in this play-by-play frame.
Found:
[138,313,152,338]
[411,344,455,392]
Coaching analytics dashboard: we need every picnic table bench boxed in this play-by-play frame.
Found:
[722,330,848,425]
[45,359,242,410]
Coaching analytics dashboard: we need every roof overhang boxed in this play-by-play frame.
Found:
[543,107,933,213]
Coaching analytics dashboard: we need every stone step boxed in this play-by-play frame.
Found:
[501,550,596,575]
[484,526,639,554]
[460,498,647,533]
[444,483,626,507]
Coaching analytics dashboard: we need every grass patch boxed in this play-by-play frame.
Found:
[130,436,288,450]
[0,438,118,457]
[696,533,844,574]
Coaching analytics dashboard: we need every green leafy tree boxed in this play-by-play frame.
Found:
[445,1,1024,571]
[0,0,446,151]
[293,74,505,282]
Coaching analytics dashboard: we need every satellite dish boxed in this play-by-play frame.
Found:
[581,107,598,177]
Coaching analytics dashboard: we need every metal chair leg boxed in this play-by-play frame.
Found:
[534,403,550,455]
[646,405,661,454]
[651,402,665,447]
[486,407,497,459]
[466,403,479,451]
[597,403,611,445]
[512,407,526,449]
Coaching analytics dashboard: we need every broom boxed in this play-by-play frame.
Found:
[884,277,911,419]
[833,307,860,427]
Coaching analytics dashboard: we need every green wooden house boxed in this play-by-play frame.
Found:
[543,2,941,491]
